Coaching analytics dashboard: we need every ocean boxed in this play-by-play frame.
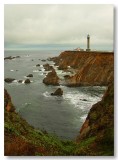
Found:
[4,50,106,140]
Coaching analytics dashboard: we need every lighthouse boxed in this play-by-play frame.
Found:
[86,34,91,51]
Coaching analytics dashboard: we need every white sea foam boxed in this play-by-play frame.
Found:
[43,91,51,98]
[63,90,102,111]
[33,70,40,72]
[22,80,25,84]
[40,65,43,68]
[80,114,87,122]
[25,102,31,105]
[13,80,18,83]
[24,55,30,57]
[39,73,44,76]
[41,68,45,72]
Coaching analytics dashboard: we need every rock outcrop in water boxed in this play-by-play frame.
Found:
[4,78,15,83]
[4,82,114,155]
[51,88,63,96]
[4,50,114,156]
[18,80,23,83]
[24,79,31,84]
[53,51,114,86]
[43,68,59,85]
[4,56,20,60]
[43,63,53,71]
[27,74,33,77]
[4,89,76,156]
[36,64,40,67]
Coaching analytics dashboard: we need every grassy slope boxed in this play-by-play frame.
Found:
[5,110,78,156]
[4,82,114,156]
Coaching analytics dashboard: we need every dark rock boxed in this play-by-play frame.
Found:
[64,75,71,79]
[4,78,15,83]
[47,57,52,61]
[43,69,59,85]
[4,56,20,60]
[27,74,33,77]
[51,88,63,96]
[4,56,13,60]
[80,99,88,101]
[18,80,23,83]
[41,59,46,62]
[36,64,40,67]
[43,63,53,71]
[24,79,31,84]
[15,56,20,58]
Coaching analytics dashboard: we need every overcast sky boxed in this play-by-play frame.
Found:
[4,4,113,50]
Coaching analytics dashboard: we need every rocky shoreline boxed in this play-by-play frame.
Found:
[4,81,114,156]
[49,51,114,86]
[4,50,114,155]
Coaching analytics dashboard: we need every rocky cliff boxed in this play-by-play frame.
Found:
[4,82,114,156]
[76,82,114,155]
[4,89,76,156]
[53,51,114,86]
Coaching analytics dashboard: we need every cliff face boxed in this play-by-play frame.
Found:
[76,82,114,155]
[53,51,114,86]
[4,89,76,156]
[4,82,114,156]
[4,89,15,112]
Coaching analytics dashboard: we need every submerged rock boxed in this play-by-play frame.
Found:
[24,79,31,84]
[15,56,20,58]
[43,69,59,85]
[36,64,40,67]
[27,74,33,77]
[41,59,46,62]
[4,78,15,83]
[51,88,63,96]
[47,57,52,61]
[18,80,23,83]
[80,99,88,101]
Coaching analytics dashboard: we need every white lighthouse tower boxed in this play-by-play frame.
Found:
[86,34,91,51]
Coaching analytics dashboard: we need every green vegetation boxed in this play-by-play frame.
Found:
[5,110,78,156]
[4,83,114,156]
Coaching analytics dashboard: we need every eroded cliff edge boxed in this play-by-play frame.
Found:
[4,82,114,156]
[76,82,114,155]
[52,51,114,86]
[4,49,114,156]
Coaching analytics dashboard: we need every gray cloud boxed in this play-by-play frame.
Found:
[4,4,113,49]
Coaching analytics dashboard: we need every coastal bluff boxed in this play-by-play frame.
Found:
[52,51,114,86]
[4,82,114,155]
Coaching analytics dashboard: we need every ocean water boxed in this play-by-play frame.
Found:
[4,50,106,140]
